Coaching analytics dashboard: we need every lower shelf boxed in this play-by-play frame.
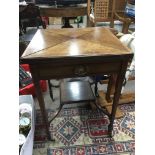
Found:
[60,81,95,104]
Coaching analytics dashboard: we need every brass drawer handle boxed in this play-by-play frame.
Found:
[74,65,87,76]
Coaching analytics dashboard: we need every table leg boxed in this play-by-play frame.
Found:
[62,17,73,28]
[108,61,128,136]
[30,66,51,140]
[106,74,117,102]
[122,21,130,34]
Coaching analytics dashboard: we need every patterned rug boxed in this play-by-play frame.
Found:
[33,103,135,155]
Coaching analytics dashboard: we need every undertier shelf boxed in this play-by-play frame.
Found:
[60,81,95,104]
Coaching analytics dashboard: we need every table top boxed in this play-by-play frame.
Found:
[21,27,132,63]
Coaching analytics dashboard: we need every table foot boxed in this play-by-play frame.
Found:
[108,123,113,137]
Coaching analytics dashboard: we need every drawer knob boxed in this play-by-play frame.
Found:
[74,66,87,76]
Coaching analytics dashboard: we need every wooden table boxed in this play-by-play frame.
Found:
[19,4,87,27]
[19,4,87,16]
[39,4,87,28]
[20,27,133,140]
[38,4,87,17]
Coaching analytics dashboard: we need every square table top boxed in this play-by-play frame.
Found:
[21,27,132,63]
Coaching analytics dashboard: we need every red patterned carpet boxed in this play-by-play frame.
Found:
[33,103,135,155]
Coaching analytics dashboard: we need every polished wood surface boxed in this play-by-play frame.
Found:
[22,27,131,60]
[21,27,133,140]
[60,81,95,104]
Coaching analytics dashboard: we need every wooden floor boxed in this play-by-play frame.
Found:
[90,90,135,119]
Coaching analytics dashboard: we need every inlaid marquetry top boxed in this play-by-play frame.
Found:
[21,27,132,63]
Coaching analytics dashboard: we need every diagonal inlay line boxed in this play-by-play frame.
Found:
[45,28,94,39]
[78,28,130,52]
[22,30,72,57]
[24,38,129,59]
[22,29,95,58]
[22,28,130,59]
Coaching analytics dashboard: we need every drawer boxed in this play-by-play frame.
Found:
[37,62,121,79]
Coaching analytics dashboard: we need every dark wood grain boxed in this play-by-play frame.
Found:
[21,27,131,61]
[20,27,133,140]
[39,4,87,17]
[60,81,95,104]
[30,65,51,140]
[20,4,87,17]
[108,60,129,136]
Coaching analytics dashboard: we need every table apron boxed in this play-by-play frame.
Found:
[35,62,121,79]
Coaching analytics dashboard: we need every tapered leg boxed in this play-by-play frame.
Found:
[108,61,128,136]
[30,65,51,140]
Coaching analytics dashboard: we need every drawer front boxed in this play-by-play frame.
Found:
[37,62,121,79]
